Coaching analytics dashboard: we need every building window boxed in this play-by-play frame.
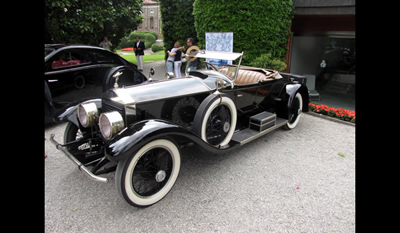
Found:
[150,16,154,29]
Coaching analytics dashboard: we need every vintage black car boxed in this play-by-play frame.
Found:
[50,51,309,207]
[45,44,147,123]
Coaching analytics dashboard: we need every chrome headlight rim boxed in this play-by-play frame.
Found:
[77,103,98,128]
[99,111,125,140]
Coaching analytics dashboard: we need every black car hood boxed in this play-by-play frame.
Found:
[104,77,212,105]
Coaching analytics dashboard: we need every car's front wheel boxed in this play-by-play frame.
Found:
[115,138,181,207]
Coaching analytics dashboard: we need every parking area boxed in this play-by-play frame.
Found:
[45,113,355,232]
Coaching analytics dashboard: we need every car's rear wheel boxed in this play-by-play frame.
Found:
[192,93,237,147]
[74,74,86,89]
[284,92,303,130]
[115,138,181,207]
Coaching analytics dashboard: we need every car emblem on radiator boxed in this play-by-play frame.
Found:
[113,71,123,89]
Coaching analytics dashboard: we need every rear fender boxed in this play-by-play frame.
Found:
[285,84,309,112]
[106,119,240,161]
[275,84,309,119]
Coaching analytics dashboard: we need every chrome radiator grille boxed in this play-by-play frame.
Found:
[101,98,125,117]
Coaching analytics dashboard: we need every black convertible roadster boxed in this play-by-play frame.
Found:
[50,51,309,207]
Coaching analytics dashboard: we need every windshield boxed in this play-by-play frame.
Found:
[189,70,231,89]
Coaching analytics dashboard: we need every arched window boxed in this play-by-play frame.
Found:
[150,16,154,29]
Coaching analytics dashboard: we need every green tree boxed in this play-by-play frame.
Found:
[159,0,197,59]
[44,0,143,48]
[193,0,294,65]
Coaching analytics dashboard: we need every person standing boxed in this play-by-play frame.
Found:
[133,36,145,72]
[167,42,185,77]
[174,47,182,78]
[99,37,113,51]
[166,46,175,74]
[186,37,199,71]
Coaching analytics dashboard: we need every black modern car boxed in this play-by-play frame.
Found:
[50,50,309,207]
[45,44,148,123]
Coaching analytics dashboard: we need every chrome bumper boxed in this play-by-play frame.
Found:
[49,134,108,183]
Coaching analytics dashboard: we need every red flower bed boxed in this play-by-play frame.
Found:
[309,103,355,123]
[121,47,134,51]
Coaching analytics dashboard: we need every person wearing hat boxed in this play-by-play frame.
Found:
[186,38,199,71]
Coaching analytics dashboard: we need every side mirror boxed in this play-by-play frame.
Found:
[149,68,155,77]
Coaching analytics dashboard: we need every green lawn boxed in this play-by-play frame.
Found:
[116,50,165,65]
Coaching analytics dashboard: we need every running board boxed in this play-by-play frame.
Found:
[232,117,288,146]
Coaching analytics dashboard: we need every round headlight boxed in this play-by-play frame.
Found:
[99,111,125,140]
[78,103,98,127]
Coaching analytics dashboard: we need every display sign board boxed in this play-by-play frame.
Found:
[205,32,233,67]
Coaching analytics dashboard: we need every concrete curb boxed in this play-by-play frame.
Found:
[305,111,355,127]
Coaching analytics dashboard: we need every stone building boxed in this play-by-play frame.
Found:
[137,0,161,35]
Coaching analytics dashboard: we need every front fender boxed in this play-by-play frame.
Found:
[106,119,240,161]
[54,98,102,127]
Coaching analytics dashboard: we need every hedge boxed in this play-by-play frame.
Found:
[193,0,295,65]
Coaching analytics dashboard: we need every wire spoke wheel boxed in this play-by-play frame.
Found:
[205,105,232,146]
[115,138,181,207]
[193,93,237,148]
[131,147,173,197]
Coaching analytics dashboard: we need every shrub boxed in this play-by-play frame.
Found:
[129,32,143,41]
[151,44,165,53]
[193,0,295,65]
[250,53,287,72]
[118,31,158,49]
[119,37,130,49]
[148,31,159,40]
[144,34,156,49]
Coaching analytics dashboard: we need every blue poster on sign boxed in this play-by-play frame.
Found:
[205,32,233,67]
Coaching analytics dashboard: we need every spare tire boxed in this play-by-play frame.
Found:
[171,97,200,128]
[192,93,237,147]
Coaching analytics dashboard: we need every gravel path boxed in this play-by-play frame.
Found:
[45,113,355,232]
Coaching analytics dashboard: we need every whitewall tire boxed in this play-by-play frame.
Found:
[284,92,303,130]
[193,94,237,147]
[115,138,181,207]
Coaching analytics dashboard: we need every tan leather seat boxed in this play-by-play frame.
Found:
[218,68,269,85]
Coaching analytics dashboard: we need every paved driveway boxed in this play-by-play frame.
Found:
[45,113,355,232]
